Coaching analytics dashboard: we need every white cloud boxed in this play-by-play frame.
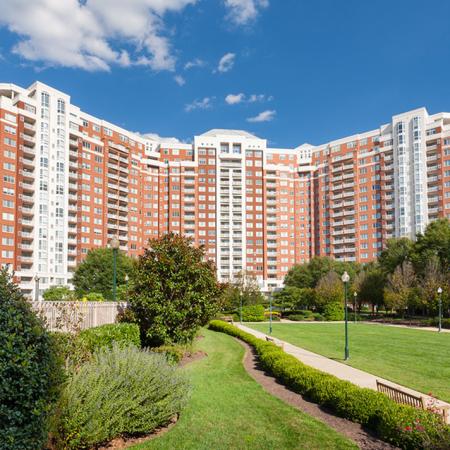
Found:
[217,52,235,73]
[0,0,196,71]
[185,97,213,112]
[247,109,276,123]
[225,93,245,105]
[224,0,269,25]
[140,132,181,144]
[184,58,205,70]
[226,93,273,105]
[174,75,186,86]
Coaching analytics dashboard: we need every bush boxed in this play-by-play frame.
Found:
[323,302,344,321]
[287,314,314,322]
[209,320,450,449]
[242,304,265,321]
[0,268,63,449]
[129,233,221,346]
[150,345,185,364]
[263,311,281,321]
[52,345,189,449]
[52,323,140,371]
[82,292,105,302]
[313,313,325,321]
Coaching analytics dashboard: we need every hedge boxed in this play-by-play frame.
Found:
[209,320,450,450]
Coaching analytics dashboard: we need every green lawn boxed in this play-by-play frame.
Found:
[133,328,356,450]
[248,322,450,402]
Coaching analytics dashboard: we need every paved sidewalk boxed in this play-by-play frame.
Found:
[236,323,450,422]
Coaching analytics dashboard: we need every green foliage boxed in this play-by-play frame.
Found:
[43,285,76,301]
[52,323,140,371]
[353,263,385,310]
[78,323,140,354]
[379,238,414,275]
[272,286,316,310]
[323,302,344,321]
[209,320,450,450]
[220,271,265,311]
[83,292,105,302]
[0,268,63,450]
[52,345,189,449]
[315,271,344,310]
[150,345,186,364]
[241,304,265,321]
[72,247,134,300]
[129,233,221,347]
[285,257,360,289]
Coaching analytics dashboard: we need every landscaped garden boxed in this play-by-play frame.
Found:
[248,322,450,403]
[133,328,356,450]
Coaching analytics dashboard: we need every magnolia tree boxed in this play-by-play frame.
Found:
[128,233,222,347]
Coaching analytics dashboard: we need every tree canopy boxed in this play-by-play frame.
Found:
[72,248,134,300]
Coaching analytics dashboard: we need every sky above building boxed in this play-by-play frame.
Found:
[1,0,450,147]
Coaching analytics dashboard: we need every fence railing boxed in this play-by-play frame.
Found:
[30,301,127,332]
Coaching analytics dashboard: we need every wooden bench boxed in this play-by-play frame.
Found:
[376,380,450,423]
[265,336,285,350]
[220,316,234,323]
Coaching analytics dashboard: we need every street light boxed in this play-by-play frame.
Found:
[353,291,357,324]
[34,274,40,302]
[109,237,120,302]
[437,287,443,333]
[269,293,273,335]
[239,293,243,324]
[341,271,350,360]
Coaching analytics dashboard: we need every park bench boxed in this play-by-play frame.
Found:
[265,336,285,350]
[220,316,234,323]
[376,380,450,423]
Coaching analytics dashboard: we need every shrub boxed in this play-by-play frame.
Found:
[264,311,281,321]
[209,320,450,449]
[52,323,140,371]
[313,313,325,321]
[129,233,221,346]
[150,345,185,364]
[82,292,105,302]
[53,345,189,449]
[0,268,63,449]
[323,302,344,321]
[287,314,314,322]
[242,304,265,321]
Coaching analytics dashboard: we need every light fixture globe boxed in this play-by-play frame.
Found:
[341,271,350,283]
[109,236,120,250]
[437,287,443,294]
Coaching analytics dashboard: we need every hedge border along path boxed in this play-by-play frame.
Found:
[209,321,450,450]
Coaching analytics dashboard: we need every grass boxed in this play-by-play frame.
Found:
[133,328,356,450]
[248,322,450,402]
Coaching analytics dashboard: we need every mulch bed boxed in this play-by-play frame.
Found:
[237,339,398,450]
[180,350,207,367]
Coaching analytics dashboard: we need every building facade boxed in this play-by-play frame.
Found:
[0,81,449,298]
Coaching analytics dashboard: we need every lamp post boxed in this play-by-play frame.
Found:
[341,271,350,360]
[437,287,443,333]
[34,274,40,302]
[353,291,357,324]
[239,294,243,324]
[269,293,273,335]
[109,237,120,302]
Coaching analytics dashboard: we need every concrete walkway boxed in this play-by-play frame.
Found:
[236,323,450,423]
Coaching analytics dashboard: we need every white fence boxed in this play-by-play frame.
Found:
[30,301,127,332]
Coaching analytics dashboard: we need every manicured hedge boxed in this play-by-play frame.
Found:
[209,320,450,450]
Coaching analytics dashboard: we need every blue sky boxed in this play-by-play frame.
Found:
[1,0,450,147]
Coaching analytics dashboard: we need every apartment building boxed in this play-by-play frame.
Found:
[0,81,449,298]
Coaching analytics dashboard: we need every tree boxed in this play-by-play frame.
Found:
[419,256,448,315]
[384,261,416,315]
[285,257,360,289]
[272,286,316,310]
[378,238,413,275]
[128,233,221,347]
[315,271,344,310]
[43,285,75,301]
[0,268,63,449]
[412,218,450,275]
[219,271,264,311]
[353,263,385,313]
[72,248,134,300]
